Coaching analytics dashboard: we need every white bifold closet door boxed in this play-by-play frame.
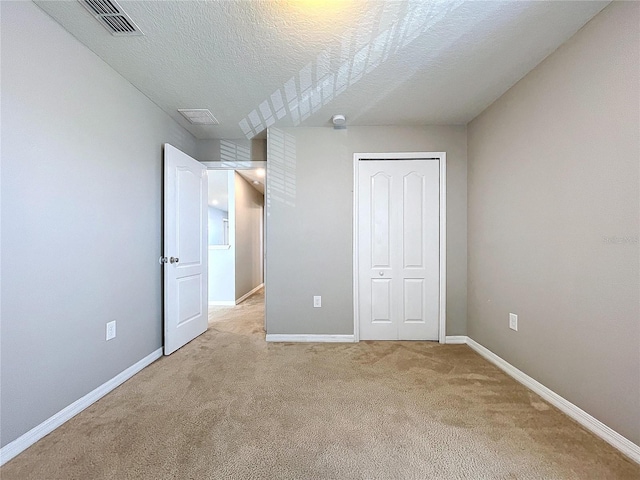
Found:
[358,159,440,341]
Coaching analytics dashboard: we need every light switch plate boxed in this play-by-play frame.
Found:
[313,296,322,308]
[509,313,518,331]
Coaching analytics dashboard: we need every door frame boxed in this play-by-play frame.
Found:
[352,152,447,343]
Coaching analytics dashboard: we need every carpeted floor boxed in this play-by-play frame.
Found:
[2,288,639,479]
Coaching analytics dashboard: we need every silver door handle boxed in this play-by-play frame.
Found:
[379,271,384,276]
[170,257,179,264]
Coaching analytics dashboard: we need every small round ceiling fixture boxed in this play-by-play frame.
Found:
[331,114,346,128]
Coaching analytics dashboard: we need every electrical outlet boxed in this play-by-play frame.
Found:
[313,296,322,308]
[509,313,518,331]
[106,321,117,341]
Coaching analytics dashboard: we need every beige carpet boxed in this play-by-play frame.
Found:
[2,289,639,479]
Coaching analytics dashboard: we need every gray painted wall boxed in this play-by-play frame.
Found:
[208,206,228,245]
[234,173,264,300]
[0,2,197,447]
[266,126,467,336]
[251,139,267,161]
[197,139,223,161]
[198,138,266,163]
[467,2,639,445]
[196,138,251,163]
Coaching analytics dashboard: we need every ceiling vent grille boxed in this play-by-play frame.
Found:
[178,109,220,126]
[80,0,143,36]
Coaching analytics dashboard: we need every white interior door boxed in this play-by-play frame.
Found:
[163,144,208,355]
[358,159,440,340]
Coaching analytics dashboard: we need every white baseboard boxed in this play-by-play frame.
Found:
[0,347,162,466]
[266,334,355,343]
[208,301,235,306]
[235,283,264,304]
[464,337,640,465]
[445,335,468,344]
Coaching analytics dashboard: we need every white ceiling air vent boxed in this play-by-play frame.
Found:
[178,109,220,125]
[80,0,143,36]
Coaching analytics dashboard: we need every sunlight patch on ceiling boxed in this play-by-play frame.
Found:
[238,0,465,138]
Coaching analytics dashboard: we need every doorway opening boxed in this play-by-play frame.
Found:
[204,162,266,332]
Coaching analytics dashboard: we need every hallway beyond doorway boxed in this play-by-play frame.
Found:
[208,287,265,336]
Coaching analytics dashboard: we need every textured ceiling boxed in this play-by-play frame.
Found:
[35,0,609,139]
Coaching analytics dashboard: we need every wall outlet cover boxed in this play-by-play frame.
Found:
[106,321,117,341]
[313,296,322,308]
